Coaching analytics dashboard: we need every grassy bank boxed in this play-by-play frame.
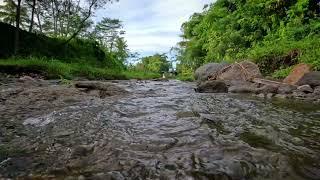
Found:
[0,58,161,80]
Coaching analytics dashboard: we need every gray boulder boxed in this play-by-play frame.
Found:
[217,61,262,81]
[194,62,229,82]
[277,85,297,94]
[195,80,228,93]
[296,72,320,87]
[228,85,258,94]
[256,85,279,94]
[297,85,314,93]
[75,81,127,97]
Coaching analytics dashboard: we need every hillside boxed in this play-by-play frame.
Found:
[177,0,320,78]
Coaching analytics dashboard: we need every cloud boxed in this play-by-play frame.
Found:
[95,0,212,56]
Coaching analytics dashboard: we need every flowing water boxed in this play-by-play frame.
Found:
[1,80,320,179]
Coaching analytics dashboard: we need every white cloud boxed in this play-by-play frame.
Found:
[96,0,212,56]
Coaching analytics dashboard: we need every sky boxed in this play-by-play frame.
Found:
[0,0,212,57]
[95,0,212,57]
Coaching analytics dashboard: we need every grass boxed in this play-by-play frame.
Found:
[0,58,161,80]
[176,73,195,82]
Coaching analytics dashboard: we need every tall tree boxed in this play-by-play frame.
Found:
[93,17,124,50]
[64,0,117,44]
[0,0,28,26]
[14,0,22,54]
[27,0,36,32]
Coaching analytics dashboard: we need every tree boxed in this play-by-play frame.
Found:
[64,0,118,44]
[137,54,171,73]
[26,0,36,32]
[178,0,320,75]
[14,0,22,54]
[93,17,124,50]
[0,0,28,27]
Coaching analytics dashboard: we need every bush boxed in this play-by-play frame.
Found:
[272,67,293,79]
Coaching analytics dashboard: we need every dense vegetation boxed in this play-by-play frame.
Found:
[134,54,171,73]
[0,0,164,79]
[176,0,320,79]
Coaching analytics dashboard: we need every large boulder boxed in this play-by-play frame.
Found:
[75,81,127,97]
[283,63,311,85]
[195,80,228,93]
[217,61,262,82]
[194,62,229,82]
[296,72,320,87]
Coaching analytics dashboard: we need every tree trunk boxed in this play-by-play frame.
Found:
[29,0,36,32]
[14,0,22,55]
[36,4,42,33]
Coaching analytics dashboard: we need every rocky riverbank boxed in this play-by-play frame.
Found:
[1,74,320,179]
[194,61,320,103]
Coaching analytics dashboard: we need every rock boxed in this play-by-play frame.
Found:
[228,85,258,94]
[195,80,228,93]
[18,75,37,83]
[277,85,297,94]
[194,62,229,82]
[292,90,308,98]
[106,171,125,180]
[314,86,320,95]
[217,61,262,81]
[292,137,304,145]
[256,85,279,94]
[274,94,289,99]
[75,81,127,97]
[266,93,274,99]
[283,63,311,85]
[297,85,314,93]
[296,72,320,87]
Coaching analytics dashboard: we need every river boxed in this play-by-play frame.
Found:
[1,80,320,179]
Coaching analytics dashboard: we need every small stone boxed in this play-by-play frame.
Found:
[277,85,297,94]
[314,86,320,95]
[18,76,37,83]
[292,137,304,145]
[257,85,278,94]
[257,93,265,98]
[293,90,307,98]
[274,94,288,99]
[266,93,274,99]
[297,85,314,93]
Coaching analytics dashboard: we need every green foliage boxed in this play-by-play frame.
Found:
[0,22,105,62]
[272,67,294,79]
[0,0,28,27]
[178,0,320,75]
[135,54,171,73]
[0,58,160,80]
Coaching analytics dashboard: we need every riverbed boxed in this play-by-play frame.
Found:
[1,79,320,179]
